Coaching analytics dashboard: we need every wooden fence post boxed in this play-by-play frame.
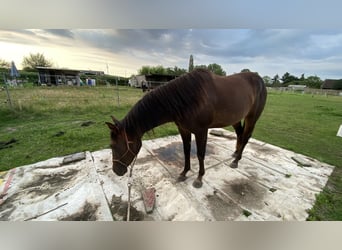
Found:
[3,73,13,110]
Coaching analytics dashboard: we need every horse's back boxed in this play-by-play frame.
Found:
[205,72,266,127]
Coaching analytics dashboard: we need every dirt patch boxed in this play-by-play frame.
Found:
[153,141,215,167]
[4,127,17,133]
[21,168,79,194]
[0,197,16,220]
[110,195,146,221]
[206,191,241,220]
[222,179,266,210]
[153,142,184,166]
[52,131,65,137]
[0,168,80,220]
[80,121,95,127]
[60,201,99,221]
[0,138,18,150]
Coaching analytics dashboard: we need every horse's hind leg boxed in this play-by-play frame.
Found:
[177,126,191,182]
[231,83,267,168]
[230,117,256,168]
[232,121,244,158]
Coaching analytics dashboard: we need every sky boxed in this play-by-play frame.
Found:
[1,29,342,79]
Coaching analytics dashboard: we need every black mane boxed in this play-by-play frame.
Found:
[122,68,213,135]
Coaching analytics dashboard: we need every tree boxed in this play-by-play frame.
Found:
[281,72,298,84]
[272,74,280,85]
[0,58,10,69]
[165,66,187,76]
[138,66,151,75]
[304,75,322,89]
[151,65,166,75]
[188,54,194,72]
[207,63,226,76]
[22,53,53,70]
[138,65,187,75]
[195,65,207,70]
[262,75,272,85]
[241,68,251,73]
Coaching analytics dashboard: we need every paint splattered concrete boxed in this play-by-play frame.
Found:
[0,129,334,221]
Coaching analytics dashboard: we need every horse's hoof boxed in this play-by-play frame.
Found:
[177,175,187,182]
[230,162,238,168]
[192,179,203,188]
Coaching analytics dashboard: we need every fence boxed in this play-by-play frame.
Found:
[267,87,342,96]
[0,85,145,113]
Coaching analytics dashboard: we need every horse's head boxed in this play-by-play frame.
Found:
[105,116,142,176]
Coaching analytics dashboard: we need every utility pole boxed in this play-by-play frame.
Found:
[116,76,120,107]
[3,73,13,110]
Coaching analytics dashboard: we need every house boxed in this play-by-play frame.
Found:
[288,85,307,91]
[321,79,342,90]
[36,67,82,86]
[129,73,178,91]
[128,75,147,88]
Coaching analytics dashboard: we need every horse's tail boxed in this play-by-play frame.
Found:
[249,73,267,121]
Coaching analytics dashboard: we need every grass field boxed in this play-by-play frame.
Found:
[0,85,341,220]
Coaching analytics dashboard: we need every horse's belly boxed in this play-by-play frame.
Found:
[209,113,244,127]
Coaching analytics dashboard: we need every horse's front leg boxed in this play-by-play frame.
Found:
[177,127,191,182]
[192,130,208,188]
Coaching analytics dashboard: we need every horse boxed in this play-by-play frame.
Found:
[106,68,267,188]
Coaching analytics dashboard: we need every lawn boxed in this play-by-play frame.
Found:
[0,86,341,220]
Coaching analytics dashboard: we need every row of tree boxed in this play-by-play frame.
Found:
[137,55,324,88]
[1,53,53,71]
[262,72,323,88]
[0,53,325,89]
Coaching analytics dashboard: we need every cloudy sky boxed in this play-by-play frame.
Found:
[1,29,342,79]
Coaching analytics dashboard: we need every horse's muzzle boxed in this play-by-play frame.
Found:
[113,164,127,176]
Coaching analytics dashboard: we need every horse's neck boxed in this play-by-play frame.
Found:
[123,100,173,138]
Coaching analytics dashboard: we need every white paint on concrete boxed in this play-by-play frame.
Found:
[0,129,335,221]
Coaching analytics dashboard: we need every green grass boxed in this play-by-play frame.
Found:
[0,86,342,220]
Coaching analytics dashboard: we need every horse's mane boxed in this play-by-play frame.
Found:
[122,68,213,135]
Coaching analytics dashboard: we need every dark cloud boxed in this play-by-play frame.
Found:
[70,29,342,77]
[45,29,74,39]
[75,29,189,53]
[2,29,342,78]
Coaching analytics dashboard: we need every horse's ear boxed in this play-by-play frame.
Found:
[111,115,120,125]
[105,122,119,134]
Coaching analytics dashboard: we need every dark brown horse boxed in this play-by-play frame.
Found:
[106,68,267,188]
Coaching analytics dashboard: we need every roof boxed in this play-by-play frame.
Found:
[36,67,104,75]
[322,79,342,89]
[36,66,80,74]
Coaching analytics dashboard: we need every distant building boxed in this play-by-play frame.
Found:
[36,67,104,86]
[288,85,307,91]
[36,67,81,86]
[129,73,178,91]
[80,70,105,76]
[321,79,342,90]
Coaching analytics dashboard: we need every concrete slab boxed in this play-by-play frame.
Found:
[0,129,335,221]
